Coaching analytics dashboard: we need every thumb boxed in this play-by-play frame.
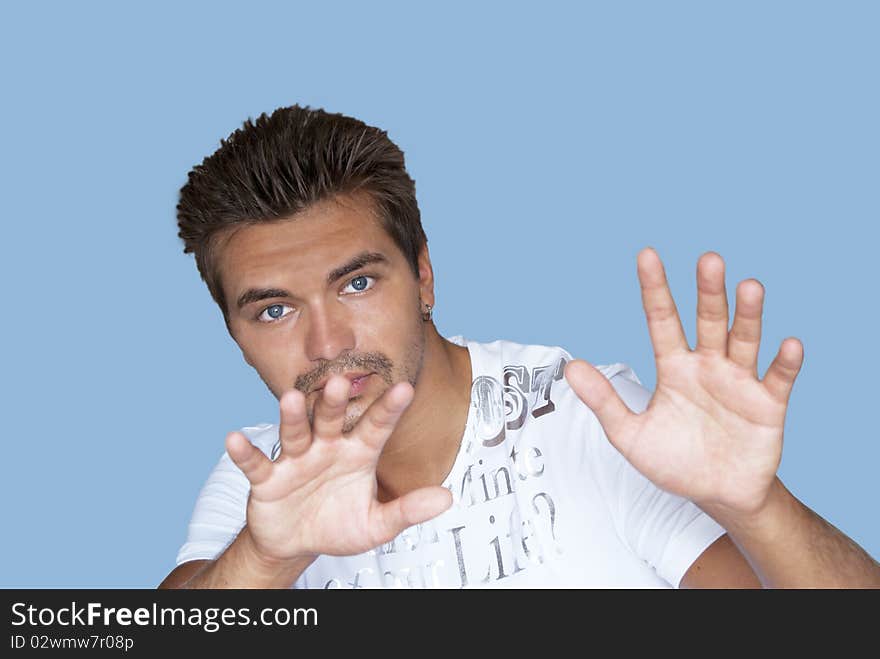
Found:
[564,359,634,451]
[369,486,453,547]
[226,431,274,487]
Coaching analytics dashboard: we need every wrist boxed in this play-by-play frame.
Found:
[238,526,316,587]
[701,477,800,542]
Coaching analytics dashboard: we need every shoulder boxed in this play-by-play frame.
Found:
[460,335,648,409]
[457,336,572,367]
[457,335,649,440]
[457,335,635,374]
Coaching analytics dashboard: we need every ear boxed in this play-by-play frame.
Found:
[416,242,435,309]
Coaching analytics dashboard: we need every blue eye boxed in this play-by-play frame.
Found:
[257,303,294,323]
[343,275,375,294]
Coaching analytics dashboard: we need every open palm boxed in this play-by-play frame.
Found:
[226,377,452,563]
[565,248,804,517]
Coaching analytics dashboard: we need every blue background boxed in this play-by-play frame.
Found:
[1,1,877,587]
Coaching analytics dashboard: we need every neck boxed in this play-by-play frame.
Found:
[375,326,471,502]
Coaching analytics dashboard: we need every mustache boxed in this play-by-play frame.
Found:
[294,351,394,393]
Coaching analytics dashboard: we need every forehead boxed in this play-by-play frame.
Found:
[216,194,402,292]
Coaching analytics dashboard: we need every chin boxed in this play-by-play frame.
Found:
[341,396,370,434]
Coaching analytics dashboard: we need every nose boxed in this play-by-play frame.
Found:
[303,301,356,363]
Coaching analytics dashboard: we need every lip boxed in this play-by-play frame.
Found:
[312,372,373,393]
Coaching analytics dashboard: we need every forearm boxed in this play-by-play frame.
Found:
[706,478,880,588]
[178,526,316,589]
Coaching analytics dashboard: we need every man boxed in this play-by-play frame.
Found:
[160,105,879,588]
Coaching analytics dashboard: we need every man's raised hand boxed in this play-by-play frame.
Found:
[564,248,804,519]
[225,375,453,566]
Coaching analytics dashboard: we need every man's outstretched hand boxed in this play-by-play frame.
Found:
[225,376,453,566]
[565,248,804,521]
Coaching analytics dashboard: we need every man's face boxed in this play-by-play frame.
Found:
[216,193,433,433]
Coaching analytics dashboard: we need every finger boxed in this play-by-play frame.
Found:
[311,375,351,440]
[762,337,804,405]
[226,431,273,487]
[369,486,453,547]
[278,389,312,459]
[355,381,414,450]
[728,279,765,378]
[695,252,729,355]
[564,359,636,454]
[637,247,690,360]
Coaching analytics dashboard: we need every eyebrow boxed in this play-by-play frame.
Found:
[235,251,390,311]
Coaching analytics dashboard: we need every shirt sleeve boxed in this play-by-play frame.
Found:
[590,365,727,588]
[174,449,250,566]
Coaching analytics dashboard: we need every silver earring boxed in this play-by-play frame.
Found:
[422,302,433,322]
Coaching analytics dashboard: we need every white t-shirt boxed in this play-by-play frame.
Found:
[175,337,726,588]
